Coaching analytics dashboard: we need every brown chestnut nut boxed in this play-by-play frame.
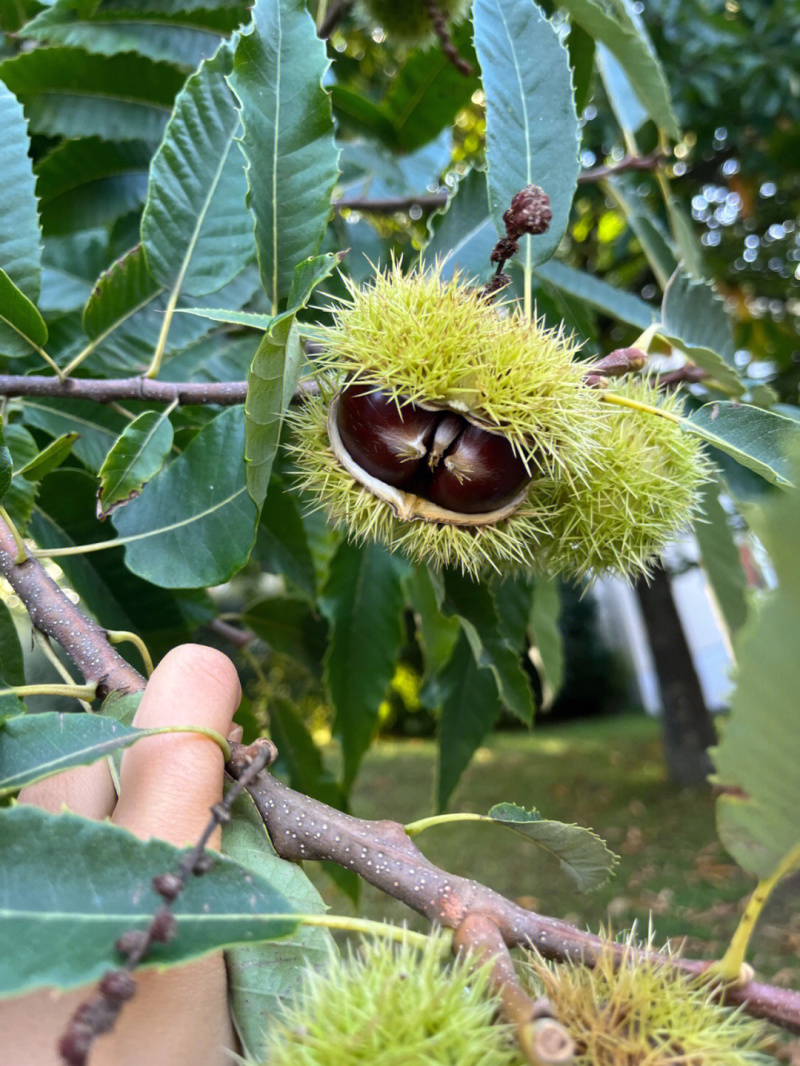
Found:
[336,383,437,489]
[427,422,530,514]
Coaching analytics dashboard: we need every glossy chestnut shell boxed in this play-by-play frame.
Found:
[331,382,532,525]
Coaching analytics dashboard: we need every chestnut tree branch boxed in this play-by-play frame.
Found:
[4,529,799,1037]
[0,517,144,699]
[0,375,247,406]
[228,740,800,1035]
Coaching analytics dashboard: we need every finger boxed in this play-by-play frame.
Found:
[112,644,241,847]
[19,756,116,820]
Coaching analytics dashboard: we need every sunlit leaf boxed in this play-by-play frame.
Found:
[17,432,78,481]
[561,0,679,138]
[684,403,797,488]
[229,0,339,309]
[487,801,617,891]
[713,454,800,877]
[474,0,580,269]
[141,44,253,297]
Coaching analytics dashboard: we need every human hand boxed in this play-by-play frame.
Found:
[2,644,243,1066]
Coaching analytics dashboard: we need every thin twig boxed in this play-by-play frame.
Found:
[0,375,247,406]
[332,152,667,216]
[317,0,350,38]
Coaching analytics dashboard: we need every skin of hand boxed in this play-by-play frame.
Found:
[1,644,243,1066]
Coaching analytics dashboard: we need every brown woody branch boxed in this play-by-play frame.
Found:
[0,374,247,406]
[0,520,144,700]
[228,740,800,1035]
[3,514,800,1037]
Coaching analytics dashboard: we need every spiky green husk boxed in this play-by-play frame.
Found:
[354,0,472,48]
[261,930,518,1066]
[519,931,771,1065]
[314,265,598,479]
[293,267,708,580]
[532,379,710,581]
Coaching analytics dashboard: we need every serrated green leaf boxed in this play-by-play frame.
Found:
[0,805,297,996]
[684,403,797,488]
[0,713,169,794]
[0,266,48,357]
[0,48,185,142]
[596,42,648,139]
[111,406,258,587]
[435,634,501,811]
[17,432,78,481]
[82,244,162,338]
[22,398,128,472]
[0,82,42,303]
[174,307,274,329]
[438,569,534,725]
[713,457,800,878]
[229,0,339,309]
[223,789,334,1060]
[245,318,301,508]
[97,409,174,518]
[560,0,679,138]
[241,596,327,674]
[382,21,478,152]
[142,45,252,298]
[694,477,748,638]
[664,196,704,280]
[35,138,151,235]
[244,254,341,507]
[331,83,398,146]
[567,19,595,115]
[661,271,745,395]
[529,575,564,700]
[487,801,617,891]
[474,0,580,269]
[319,540,405,786]
[80,247,259,376]
[535,258,658,332]
[21,0,238,68]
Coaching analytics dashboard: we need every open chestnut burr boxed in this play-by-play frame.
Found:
[328,382,533,526]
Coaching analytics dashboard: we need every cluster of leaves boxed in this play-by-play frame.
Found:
[0,0,799,1057]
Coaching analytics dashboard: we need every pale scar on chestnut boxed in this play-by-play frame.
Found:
[330,381,534,523]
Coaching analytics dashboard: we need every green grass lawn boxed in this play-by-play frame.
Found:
[305,713,800,990]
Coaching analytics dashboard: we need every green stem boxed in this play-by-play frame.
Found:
[0,504,27,563]
[146,283,181,379]
[106,630,155,677]
[147,724,232,762]
[405,813,488,837]
[287,915,444,950]
[0,682,97,700]
[598,391,683,424]
[711,843,800,983]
